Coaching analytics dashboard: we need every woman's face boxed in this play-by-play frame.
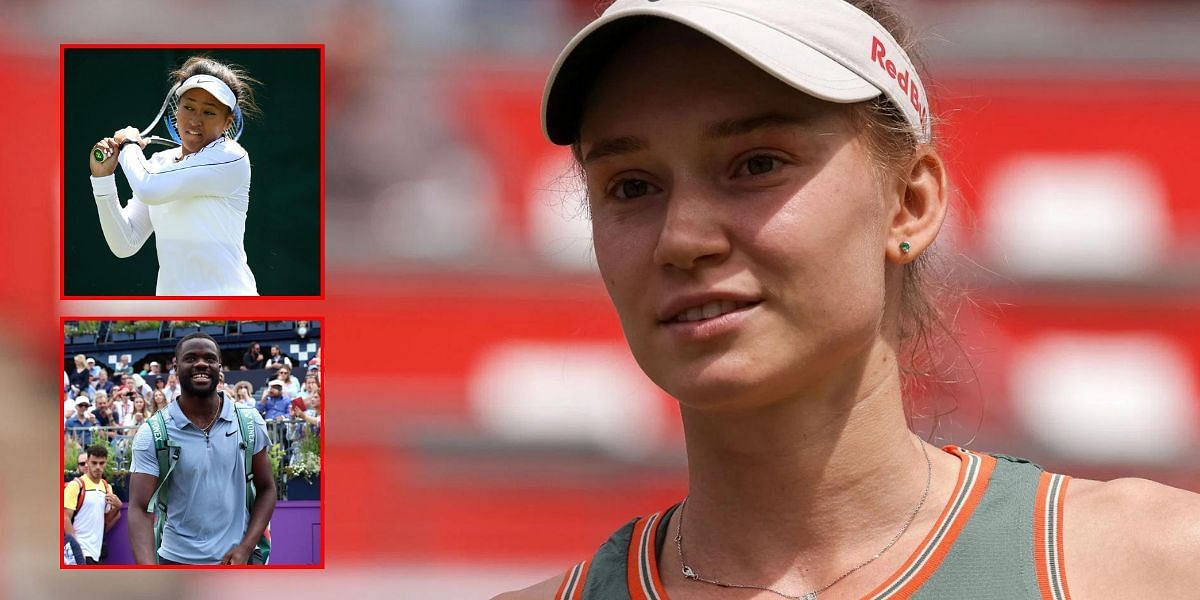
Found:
[279,368,291,380]
[134,397,145,411]
[153,390,167,406]
[175,87,233,153]
[579,25,894,410]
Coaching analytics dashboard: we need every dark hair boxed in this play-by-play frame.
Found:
[170,55,262,120]
[85,445,108,459]
[176,332,221,357]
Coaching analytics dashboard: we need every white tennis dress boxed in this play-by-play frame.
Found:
[90,137,258,296]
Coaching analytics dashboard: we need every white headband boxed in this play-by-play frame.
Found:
[542,0,932,144]
[174,74,238,111]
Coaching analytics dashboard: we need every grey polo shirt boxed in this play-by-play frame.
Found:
[131,395,269,564]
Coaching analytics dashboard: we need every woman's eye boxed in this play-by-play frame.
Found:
[612,178,657,200]
[740,155,783,176]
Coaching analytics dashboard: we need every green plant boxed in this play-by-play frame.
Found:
[285,432,321,481]
[110,320,163,334]
[64,438,83,477]
[64,432,129,482]
[64,321,100,337]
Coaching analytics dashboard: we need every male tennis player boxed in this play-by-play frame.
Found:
[127,332,275,564]
[88,56,259,296]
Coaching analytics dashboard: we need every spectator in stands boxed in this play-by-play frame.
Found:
[286,397,310,441]
[265,345,291,374]
[167,356,177,376]
[94,369,114,396]
[164,373,181,400]
[275,365,301,397]
[258,380,291,421]
[63,445,122,565]
[69,354,91,397]
[297,374,320,402]
[114,354,133,377]
[92,392,120,441]
[86,357,101,379]
[242,341,265,371]
[149,389,170,415]
[65,398,97,447]
[140,361,162,378]
[233,381,256,407]
[301,393,321,427]
[123,396,151,424]
[123,374,150,404]
[123,395,152,428]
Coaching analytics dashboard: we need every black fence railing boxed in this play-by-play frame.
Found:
[63,419,320,500]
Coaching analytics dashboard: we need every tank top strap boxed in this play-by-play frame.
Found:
[907,450,1070,599]
[1033,471,1073,600]
[557,503,680,600]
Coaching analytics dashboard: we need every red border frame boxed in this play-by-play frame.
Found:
[58,43,326,300]
[58,317,326,570]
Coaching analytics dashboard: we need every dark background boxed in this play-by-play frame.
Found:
[63,47,321,296]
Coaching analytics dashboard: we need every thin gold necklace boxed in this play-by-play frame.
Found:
[675,442,933,600]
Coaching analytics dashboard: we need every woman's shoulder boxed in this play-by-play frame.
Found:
[1064,476,1200,597]
[491,575,562,600]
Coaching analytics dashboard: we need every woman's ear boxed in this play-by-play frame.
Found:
[886,146,949,263]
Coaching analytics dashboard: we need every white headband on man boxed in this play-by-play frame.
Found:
[174,74,238,111]
[542,0,932,145]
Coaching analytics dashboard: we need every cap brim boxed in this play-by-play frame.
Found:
[543,4,883,145]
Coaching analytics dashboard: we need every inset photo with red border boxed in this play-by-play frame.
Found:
[61,319,323,568]
[61,45,324,298]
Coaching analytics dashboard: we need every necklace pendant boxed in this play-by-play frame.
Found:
[804,594,817,600]
[681,566,697,580]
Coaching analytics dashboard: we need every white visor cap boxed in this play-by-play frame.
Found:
[174,74,237,112]
[542,0,931,145]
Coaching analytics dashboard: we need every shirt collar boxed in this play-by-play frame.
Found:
[168,391,233,429]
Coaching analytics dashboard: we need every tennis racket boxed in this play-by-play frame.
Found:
[91,81,245,162]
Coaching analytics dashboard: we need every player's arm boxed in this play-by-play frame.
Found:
[127,472,158,564]
[491,575,562,600]
[126,423,160,565]
[116,141,248,205]
[91,173,153,259]
[63,508,76,538]
[222,447,277,564]
[62,480,81,538]
[1065,477,1200,597]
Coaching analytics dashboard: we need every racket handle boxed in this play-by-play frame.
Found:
[92,147,110,162]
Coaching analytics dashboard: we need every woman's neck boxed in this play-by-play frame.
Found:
[669,341,958,591]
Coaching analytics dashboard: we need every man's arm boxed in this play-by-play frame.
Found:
[127,472,159,564]
[63,508,76,538]
[221,447,277,564]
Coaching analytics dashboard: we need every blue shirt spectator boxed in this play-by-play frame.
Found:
[257,381,291,421]
[65,399,97,447]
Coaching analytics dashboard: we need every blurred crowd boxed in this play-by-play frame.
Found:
[63,344,322,476]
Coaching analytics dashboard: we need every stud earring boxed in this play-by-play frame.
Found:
[899,241,911,254]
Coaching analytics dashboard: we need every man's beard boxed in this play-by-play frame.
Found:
[179,375,217,397]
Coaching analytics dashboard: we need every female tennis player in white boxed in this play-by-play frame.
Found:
[501,1,1200,599]
[88,56,259,296]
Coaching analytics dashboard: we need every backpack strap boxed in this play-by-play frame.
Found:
[234,404,271,564]
[69,477,84,523]
[145,410,180,564]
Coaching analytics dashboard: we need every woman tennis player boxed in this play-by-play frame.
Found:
[88,56,260,296]
[500,1,1200,599]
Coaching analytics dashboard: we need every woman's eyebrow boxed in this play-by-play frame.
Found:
[582,135,648,165]
[703,111,812,140]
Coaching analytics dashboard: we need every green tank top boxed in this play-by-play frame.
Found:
[554,447,1072,600]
